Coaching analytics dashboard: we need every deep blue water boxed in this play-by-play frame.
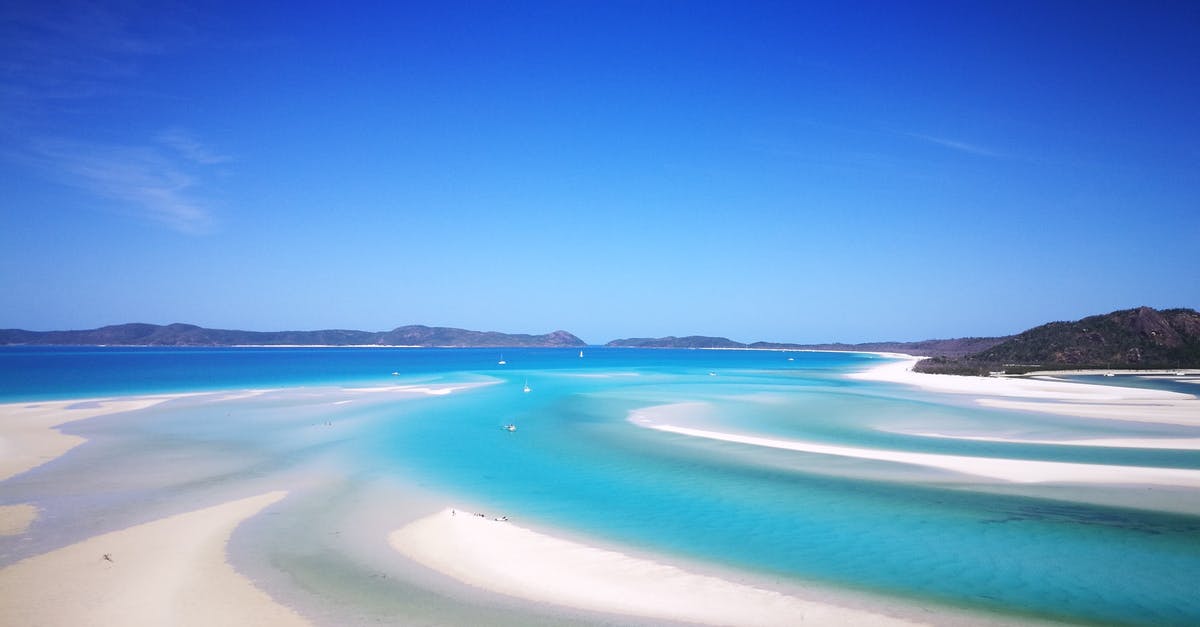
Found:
[0,346,873,401]
[3,346,1199,625]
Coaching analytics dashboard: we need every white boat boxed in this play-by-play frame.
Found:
[523,378,531,393]
[579,350,584,358]
[498,355,506,365]
[503,424,517,432]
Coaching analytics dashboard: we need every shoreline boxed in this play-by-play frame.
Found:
[390,507,936,626]
[0,380,490,533]
[0,393,202,483]
[852,352,1200,382]
[1022,368,1200,377]
[849,355,1200,426]
[0,386,1035,627]
[0,381,1030,627]
[0,392,242,545]
[0,490,307,626]
[4,359,1197,625]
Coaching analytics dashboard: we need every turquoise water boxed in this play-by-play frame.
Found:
[3,347,1199,625]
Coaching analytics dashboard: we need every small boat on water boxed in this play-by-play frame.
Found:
[523,378,531,393]
[498,355,506,365]
[503,424,517,432]
[579,350,584,358]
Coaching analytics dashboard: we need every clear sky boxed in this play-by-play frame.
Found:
[2,1,1197,344]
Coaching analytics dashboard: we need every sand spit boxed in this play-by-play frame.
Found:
[630,412,1200,487]
[390,508,923,627]
[852,357,1200,426]
[974,398,1200,426]
[0,382,482,485]
[1,394,205,535]
[889,431,1200,450]
[343,380,497,395]
[0,395,193,482]
[0,491,307,627]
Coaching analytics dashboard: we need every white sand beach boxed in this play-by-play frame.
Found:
[390,507,923,627]
[0,395,191,536]
[0,395,187,482]
[0,382,478,490]
[0,491,307,627]
[852,356,1200,426]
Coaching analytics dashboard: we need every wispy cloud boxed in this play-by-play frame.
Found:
[905,133,1003,158]
[2,4,224,234]
[157,128,232,165]
[21,135,222,234]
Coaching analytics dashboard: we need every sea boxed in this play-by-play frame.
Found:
[2,346,1199,626]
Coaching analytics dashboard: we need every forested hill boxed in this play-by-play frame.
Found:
[915,307,1200,375]
[605,336,748,348]
[0,323,587,348]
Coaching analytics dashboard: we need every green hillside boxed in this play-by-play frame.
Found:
[915,307,1200,375]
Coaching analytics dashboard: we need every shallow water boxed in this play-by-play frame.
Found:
[2,347,1199,625]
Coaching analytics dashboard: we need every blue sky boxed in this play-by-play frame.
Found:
[2,1,1197,344]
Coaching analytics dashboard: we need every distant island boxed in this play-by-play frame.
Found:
[605,306,1200,374]
[607,336,751,349]
[4,307,1197,374]
[0,323,586,348]
[605,335,1004,358]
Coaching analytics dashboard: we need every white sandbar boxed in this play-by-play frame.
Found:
[629,410,1200,487]
[0,395,187,482]
[344,380,496,396]
[0,491,308,627]
[1,394,201,535]
[851,356,1200,426]
[888,430,1200,450]
[389,508,922,626]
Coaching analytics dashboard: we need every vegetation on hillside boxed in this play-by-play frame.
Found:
[0,323,586,348]
[914,307,1200,375]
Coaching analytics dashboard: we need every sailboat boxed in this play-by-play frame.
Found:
[523,378,531,393]
[579,350,584,358]
[498,355,506,365]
